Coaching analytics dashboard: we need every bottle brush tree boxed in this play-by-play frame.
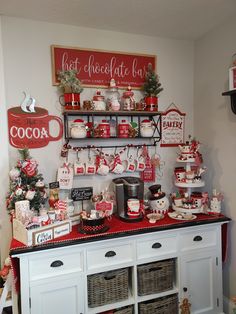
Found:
[143,63,163,97]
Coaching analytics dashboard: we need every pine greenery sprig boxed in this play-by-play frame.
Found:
[57,69,83,94]
[143,63,163,97]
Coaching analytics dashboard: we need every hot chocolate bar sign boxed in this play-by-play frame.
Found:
[51,45,156,89]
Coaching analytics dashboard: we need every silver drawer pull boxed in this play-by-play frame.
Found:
[105,251,116,258]
[50,260,64,267]
[152,242,162,249]
[193,235,203,242]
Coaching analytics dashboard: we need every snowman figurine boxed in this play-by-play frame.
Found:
[148,185,170,215]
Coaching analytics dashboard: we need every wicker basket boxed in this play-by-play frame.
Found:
[137,259,175,296]
[100,305,134,314]
[88,268,129,308]
[139,294,178,314]
[114,305,133,314]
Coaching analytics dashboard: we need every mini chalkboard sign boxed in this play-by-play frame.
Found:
[71,187,93,201]
[49,181,60,189]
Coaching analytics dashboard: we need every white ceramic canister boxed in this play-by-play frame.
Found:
[70,119,87,138]
[140,119,155,137]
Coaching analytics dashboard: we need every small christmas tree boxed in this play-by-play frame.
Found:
[143,63,163,97]
[6,148,47,214]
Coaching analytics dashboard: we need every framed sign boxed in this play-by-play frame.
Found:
[71,187,93,201]
[160,103,186,147]
[51,45,156,89]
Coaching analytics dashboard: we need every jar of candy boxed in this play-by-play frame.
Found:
[92,90,106,111]
[106,78,121,111]
[66,199,75,217]
[122,86,135,111]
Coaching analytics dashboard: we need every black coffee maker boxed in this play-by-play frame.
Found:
[113,176,144,222]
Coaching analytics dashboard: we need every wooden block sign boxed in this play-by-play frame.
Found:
[71,187,93,201]
[51,45,156,89]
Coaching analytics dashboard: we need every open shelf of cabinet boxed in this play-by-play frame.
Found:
[63,110,162,148]
[87,291,135,314]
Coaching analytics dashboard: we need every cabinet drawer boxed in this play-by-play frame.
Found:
[137,235,178,260]
[86,241,134,271]
[29,250,83,281]
[180,228,217,251]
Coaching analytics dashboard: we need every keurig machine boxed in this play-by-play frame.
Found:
[113,176,144,222]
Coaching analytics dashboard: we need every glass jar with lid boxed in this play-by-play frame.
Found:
[122,86,135,111]
[106,78,121,111]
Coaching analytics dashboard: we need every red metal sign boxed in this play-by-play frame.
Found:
[8,106,63,149]
[51,45,156,89]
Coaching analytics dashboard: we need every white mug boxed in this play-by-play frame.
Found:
[136,157,146,172]
[97,164,110,175]
[125,156,136,172]
[85,160,96,175]
[112,163,125,174]
[74,161,85,176]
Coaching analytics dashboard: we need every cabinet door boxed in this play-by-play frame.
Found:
[180,250,221,314]
[30,273,84,314]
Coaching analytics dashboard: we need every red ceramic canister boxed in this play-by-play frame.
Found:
[118,120,129,138]
[98,120,110,138]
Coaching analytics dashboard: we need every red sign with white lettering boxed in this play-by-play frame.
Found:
[51,45,156,89]
[8,106,63,149]
[140,164,156,182]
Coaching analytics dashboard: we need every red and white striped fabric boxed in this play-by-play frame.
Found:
[54,200,67,211]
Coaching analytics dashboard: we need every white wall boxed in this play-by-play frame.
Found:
[0,17,194,257]
[195,16,236,311]
[0,17,11,265]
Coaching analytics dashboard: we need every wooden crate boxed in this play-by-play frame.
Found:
[13,219,72,246]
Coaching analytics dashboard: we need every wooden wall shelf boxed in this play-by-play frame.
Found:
[222,90,236,114]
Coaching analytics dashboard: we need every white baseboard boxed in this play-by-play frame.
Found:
[223,295,235,314]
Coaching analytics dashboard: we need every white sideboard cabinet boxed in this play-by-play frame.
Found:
[11,220,228,314]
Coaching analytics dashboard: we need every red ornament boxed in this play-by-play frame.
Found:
[21,160,38,177]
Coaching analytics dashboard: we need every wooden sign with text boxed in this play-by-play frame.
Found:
[51,45,156,89]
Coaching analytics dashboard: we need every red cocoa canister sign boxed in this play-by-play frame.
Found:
[8,106,63,149]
